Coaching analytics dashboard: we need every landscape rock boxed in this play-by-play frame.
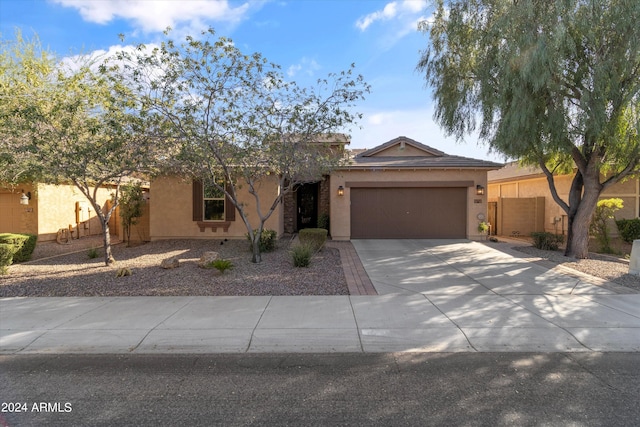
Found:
[115,267,132,277]
[160,257,180,269]
[198,251,219,268]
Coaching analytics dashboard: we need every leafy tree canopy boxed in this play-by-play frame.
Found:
[115,28,370,262]
[0,30,161,265]
[418,0,640,258]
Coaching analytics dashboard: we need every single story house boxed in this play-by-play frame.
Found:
[150,136,503,241]
[487,161,640,236]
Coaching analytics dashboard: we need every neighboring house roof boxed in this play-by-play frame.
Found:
[341,136,503,170]
[487,161,546,183]
[276,133,350,146]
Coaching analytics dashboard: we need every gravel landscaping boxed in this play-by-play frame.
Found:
[0,238,349,297]
[2,236,639,296]
[514,244,640,291]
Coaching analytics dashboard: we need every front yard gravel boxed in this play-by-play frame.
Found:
[0,239,349,297]
[2,237,639,296]
[514,245,640,291]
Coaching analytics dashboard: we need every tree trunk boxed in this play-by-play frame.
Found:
[124,224,131,247]
[564,176,601,259]
[251,236,262,263]
[565,212,590,258]
[563,172,583,257]
[101,219,116,266]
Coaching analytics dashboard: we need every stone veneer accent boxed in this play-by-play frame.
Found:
[283,176,330,235]
[283,190,296,235]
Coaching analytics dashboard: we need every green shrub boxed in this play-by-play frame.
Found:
[616,218,640,243]
[589,198,623,253]
[531,232,564,251]
[0,233,37,263]
[247,229,278,252]
[207,258,234,273]
[118,182,146,246]
[317,214,330,231]
[0,243,14,274]
[87,247,100,259]
[290,243,314,268]
[299,228,327,251]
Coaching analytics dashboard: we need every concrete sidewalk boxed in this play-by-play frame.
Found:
[2,240,639,353]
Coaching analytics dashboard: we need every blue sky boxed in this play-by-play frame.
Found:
[1,0,503,162]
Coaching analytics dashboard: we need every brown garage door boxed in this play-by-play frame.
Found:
[350,187,467,238]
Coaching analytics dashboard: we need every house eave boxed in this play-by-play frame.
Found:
[337,165,502,172]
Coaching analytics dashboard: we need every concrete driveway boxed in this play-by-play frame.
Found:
[353,239,625,296]
[1,239,639,353]
[351,239,640,352]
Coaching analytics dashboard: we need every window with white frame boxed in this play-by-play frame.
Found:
[203,176,226,221]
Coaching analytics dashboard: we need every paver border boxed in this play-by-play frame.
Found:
[326,241,377,295]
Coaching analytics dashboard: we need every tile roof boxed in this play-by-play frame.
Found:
[344,155,503,170]
[342,136,503,170]
[356,136,445,157]
[487,161,545,182]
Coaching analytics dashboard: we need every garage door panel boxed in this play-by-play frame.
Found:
[351,187,467,239]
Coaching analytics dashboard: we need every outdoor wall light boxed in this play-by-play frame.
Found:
[476,185,485,196]
[337,185,344,196]
[20,191,31,205]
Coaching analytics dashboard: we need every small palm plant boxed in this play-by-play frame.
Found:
[207,258,234,273]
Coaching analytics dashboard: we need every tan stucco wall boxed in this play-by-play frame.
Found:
[36,183,114,241]
[0,183,114,241]
[0,184,38,235]
[115,201,150,242]
[497,197,545,236]
[489,174,640,235]
[150,175,283,240]
[601,178,639,220]
[330,169,489,241]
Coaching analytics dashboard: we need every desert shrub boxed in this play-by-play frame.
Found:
[0,233,37,263]
[531,232,564,251]
[616,218,640,243]
[247,229,278,252]
[207,258,234,273]
[290,243,314,267]
[118,182,146,246]
[589,198,623,253]
[317,214,330,231]
[87,247,99,259]
[299,228,327,251]
[0,243,14,274]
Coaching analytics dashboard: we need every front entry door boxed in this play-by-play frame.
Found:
[297,183,318,230]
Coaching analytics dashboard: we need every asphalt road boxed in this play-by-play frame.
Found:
[1,353,639,426]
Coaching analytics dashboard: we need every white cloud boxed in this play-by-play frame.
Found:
[51,0,251,33]
[287,64,302,77]
[401,0,428,13]
[57,44,131,73]
[286,57,320,78]
[356,0,429,31]
[356,2,397,31]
